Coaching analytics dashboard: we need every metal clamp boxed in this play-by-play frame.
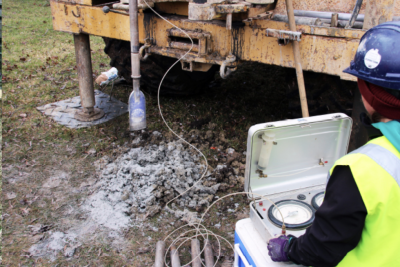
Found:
[139,41,151,61]
[220,54,237,79]
[266,29,302,46]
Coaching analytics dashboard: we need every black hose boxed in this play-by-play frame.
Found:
[346,0,363,28]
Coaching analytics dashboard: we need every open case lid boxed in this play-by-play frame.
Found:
[245,113,352,199]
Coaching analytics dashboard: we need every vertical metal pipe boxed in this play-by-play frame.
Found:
[331,13,339,27]
[285,0,309,118]
[129,0,140,80]
[73,33,95,110]
[226,13,232,30]
[129,0,146,130]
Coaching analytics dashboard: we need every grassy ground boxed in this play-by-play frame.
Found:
[2,0,357,266]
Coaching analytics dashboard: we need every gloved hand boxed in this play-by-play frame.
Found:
[267,235,291,262]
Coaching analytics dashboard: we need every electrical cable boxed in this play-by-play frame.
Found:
[141,0,209,215]
[139,1,288,266]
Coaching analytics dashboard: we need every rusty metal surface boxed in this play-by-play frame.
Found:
[154,2,189,16]
[168,28,210,55]
[36,90,128,129]
[74,107,105,121]
[363,0,397,29]
[188,3,219,21]
[265,29,302,41]
[245,0,274,4]
[169,28,211,38]
[169,41,199,52]
[51,1,363,81]
[274,0,400,17]
[215,4,249,14]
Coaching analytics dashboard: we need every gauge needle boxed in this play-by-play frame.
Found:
[284,211,298,219]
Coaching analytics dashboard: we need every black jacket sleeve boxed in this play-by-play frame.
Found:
[286,165,367,267]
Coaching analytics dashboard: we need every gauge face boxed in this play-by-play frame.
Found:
[268,200,315,230]
[312,192,325,210]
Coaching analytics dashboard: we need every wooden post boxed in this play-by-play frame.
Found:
[204,239,215,267]
[363,0,397,30]
[191,239,202,267]
[285,0,309,118]
[154,241,165,267]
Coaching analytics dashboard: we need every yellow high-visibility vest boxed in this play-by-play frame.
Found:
[329,136,400,267]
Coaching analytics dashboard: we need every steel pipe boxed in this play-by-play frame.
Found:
[73,33,104,121]
[273,15,364,28]
[294,10,364,22]
[273,14,323,25]
[346,0,363,28]
[74,34,95,109]
[129,0,146,131]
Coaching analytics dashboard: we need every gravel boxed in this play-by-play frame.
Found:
[86,131,228,230]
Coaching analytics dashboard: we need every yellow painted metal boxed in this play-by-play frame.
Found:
[54,0,110,6]
[274,0,400,17]
[154,2,189,16]
[51,0,362,81]
[363,0,397,29]
[55,0,92,5]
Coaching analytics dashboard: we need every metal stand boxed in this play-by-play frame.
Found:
[73,33,104,122]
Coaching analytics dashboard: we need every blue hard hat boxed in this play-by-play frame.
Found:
[343,21,400,90]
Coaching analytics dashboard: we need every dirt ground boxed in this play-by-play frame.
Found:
[2,1,358,266]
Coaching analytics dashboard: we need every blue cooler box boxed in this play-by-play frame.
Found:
[234,218,299,267]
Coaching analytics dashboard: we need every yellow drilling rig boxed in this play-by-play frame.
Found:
[50,0,399,145]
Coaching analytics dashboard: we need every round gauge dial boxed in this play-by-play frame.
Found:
[312,192,325,210]
[268,200,315,230]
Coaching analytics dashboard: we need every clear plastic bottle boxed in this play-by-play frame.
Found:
[129,80,146,131]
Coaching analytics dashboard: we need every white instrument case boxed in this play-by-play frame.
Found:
[245,113,352,241]
[234,113,352,267]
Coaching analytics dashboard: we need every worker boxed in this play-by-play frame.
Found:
[267,21,400,266]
